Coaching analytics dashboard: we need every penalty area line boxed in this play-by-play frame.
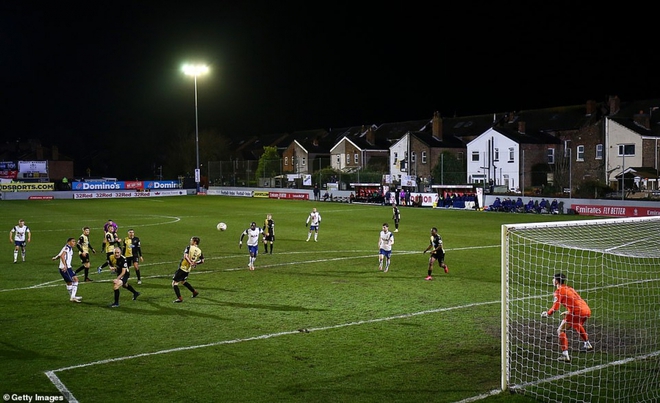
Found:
[44,299,498,402]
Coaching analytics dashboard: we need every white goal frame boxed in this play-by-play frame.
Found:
[501,216,660,402]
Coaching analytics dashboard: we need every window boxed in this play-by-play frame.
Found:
[285,157,288,166]
[421,151,427,164]
[494,148,499,161]
[618,144,635,156]
[302,157,306,166]
[346,154,350,164]
[393,152,398,165]
[471,151,479,162]
[547,148,555,164]
[336,155,340,165]
[354,153,358,163]
[411,151,416,163]
[508,148,514,162]
[596,144,603,159]
[577,145,585,161]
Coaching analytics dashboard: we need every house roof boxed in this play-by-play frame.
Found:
[491,126,561,145]
[374,118,432,142]
[441,113,496,142]
[608,98,660,137]
[411,130,465,148]
[290,129,334,154]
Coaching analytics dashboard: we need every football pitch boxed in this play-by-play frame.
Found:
[0,196,595,403]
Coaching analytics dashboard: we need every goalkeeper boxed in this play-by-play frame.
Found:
[541,273,593,362]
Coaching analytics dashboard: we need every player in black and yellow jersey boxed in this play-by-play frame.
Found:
[74,227,96,282]
[122,229,143,284]
[262,213,275,254]
[108,247,140,307]
[172,236,203,303]
[97,226,120,273]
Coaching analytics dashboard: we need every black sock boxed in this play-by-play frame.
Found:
[269,244,273,253]
[84,267,90,278]
[136,269,141,280]
[75,265,85,274]
[114,289,120,304]
[173,285,181,298]
[125,284,137,294]
[428,270,433,276]
[183,282,195,293]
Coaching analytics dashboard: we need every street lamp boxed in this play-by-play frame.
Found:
[618,143,626,201]
[182,63,209,193]
[565,140,572,200]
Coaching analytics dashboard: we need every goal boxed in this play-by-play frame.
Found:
[501,216,660,402]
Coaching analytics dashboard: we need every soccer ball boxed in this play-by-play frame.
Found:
[216,222,227,231]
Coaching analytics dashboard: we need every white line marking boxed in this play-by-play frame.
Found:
[1,245,500,292]
[24,243,501,402]
[44,299,498,403]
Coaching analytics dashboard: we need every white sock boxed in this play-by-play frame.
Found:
[314,234,318,241]
[14,251,18,261]
[307,234,311,240]
[71,282,78,298]
[66,285,73,297]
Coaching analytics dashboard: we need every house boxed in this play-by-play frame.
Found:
[466,100,610,193]
[389,112,465,188]
[329,125,384,172]
[282,129,333,174]
[467,115,562,192]
[604,96,660,191]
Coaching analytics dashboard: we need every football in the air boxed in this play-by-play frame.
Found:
[217,222,227,231]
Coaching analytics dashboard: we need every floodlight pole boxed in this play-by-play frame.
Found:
[183,64,209,193]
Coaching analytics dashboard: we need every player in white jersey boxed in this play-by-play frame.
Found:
[57,237,82,302]
[305,207,322,242]
[9,219,31,263]
[239,222,263,271]
[378,223,395,272]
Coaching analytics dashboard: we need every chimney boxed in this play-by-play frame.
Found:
[366,127,375,145]
[432,111,443,141]
[633,111,651,129]
[585,100,597,116]
[609,95,621,115]
[312,137,319,147]
[518,121,526,134]
[52,145,59,160]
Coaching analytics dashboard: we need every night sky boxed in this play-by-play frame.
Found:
[2,2,657,175]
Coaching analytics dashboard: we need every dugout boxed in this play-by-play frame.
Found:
[431,184,477,209]
[350,183,384,204]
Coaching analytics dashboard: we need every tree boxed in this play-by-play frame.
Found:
[255,146,281,182]
[163,126,232,180]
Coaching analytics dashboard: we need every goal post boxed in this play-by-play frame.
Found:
[501,216,660,403]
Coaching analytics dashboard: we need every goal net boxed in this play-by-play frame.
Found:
[501,216,660,402]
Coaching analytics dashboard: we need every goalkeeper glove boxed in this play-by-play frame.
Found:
[541,311,548,318]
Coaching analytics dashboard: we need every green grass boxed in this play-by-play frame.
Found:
[0,197,596,403]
